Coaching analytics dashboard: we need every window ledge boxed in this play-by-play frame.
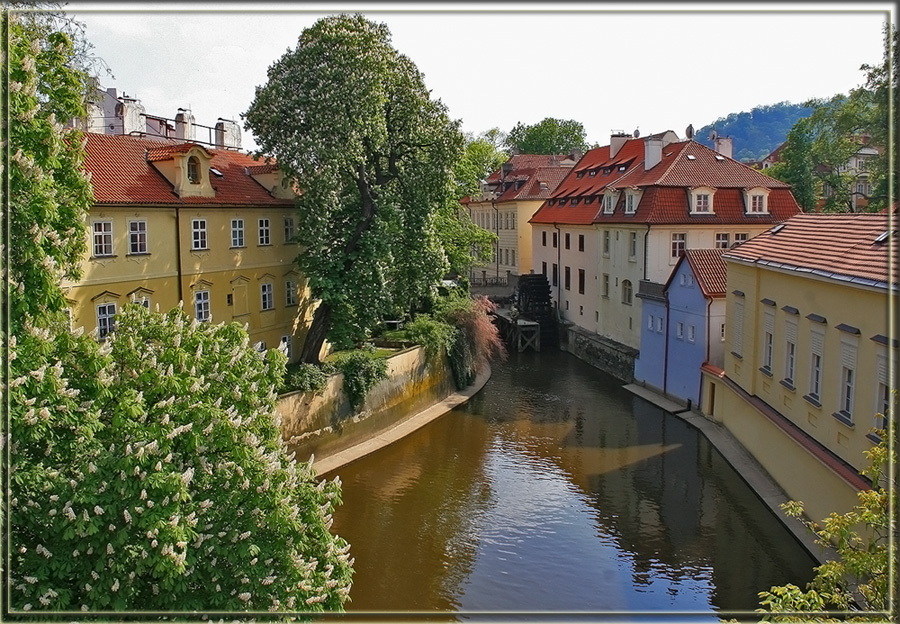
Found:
[832,411,854,428]
[91,254,118,260]
[258,244,272,247]
[803,394,822,408]
[730,352,743,360]
[231,246,246,250]
[126,252,150,257]
[866,432,883,444]
[779,379,796,392]
[759,367,773,377]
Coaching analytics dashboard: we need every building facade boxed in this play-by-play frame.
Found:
[61,130,311,362]
[463,154,575,285]
[701,213,896,521]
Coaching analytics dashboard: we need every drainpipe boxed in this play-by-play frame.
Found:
[662,289,669,395]
[554,222,561,311]
[492,199,499,281]
[700,296,714,408]
[642,223,651,281]
[175,205,184,306]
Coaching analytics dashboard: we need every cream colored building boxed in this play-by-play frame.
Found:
[701,213,896,522]
[61,129,312,362]
[463,154,576,286]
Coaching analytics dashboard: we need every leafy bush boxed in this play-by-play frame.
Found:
[331,347,389,409]
[280,362,335,395]
[434,294,506,389]
[404,314,457,359]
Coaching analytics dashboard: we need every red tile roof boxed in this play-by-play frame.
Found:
[682,249,728,298]
[531,135,799,226]
[83,133,292,206]
[462,153,576,204]
[723,213,896,289]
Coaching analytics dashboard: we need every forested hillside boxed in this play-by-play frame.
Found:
[696,101,815,162]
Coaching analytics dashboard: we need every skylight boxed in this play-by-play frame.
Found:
[771,223,786,234]
[874,230,896,243]
[210,167,224,177]
[686,155,696,160]
[715,155,725,161]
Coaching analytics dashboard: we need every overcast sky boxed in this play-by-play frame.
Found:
[60,2,893,153]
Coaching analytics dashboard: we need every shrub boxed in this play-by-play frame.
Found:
[404,314,457,359]
[280,362,335,395]
[331,347,389,409]
[435,294,506,389]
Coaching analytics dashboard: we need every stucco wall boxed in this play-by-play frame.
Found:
[279,346,455,462]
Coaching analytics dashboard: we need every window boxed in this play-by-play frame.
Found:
[511,249,516,266]
[656,316,663,333]
[648,315,654,330]
[511,213,516,229]
[565,233,570,250]
[625,194,635,214]
[715,233,730,249]
[622,279,633,305]
[192,219,207,250]
[749,194,765,213]
[808,329,825,402]
[541,261,547,276]
[676,322,684,340]
[285,280,298,306]
[97,303,116,339]
[194,290,210,322]
[128,220,148,254]
[629,232,637,258]
[603,231,610,255]
[578,269,585,294]
[733,233,749,246]
[231,219,244,247]
[578,234,585,252]
[280,336,292,361]
[720,323,726,341]
[284,216,296,243]
[187,156,200,184]
[604,194,615,213]
[838,339,858,419]
[671,233,686,259]
[602,274,610,297]
[258,219,271,246]
[564,266,571,291]
[761,310,774,373]
[505,249,509,265]
[542,231,547,247]
[261,283,274,310]
[93,221,113,257]
[694,194,711,213]
[732,300,744,356]
[552,232,558,248]
[687,325,695,343]
[552,263,558,287]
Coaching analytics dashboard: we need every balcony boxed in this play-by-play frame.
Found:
[637,280,665,301]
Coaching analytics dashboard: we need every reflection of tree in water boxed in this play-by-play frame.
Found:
[326,413,495,612]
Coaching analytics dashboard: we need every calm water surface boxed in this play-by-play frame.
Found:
[325,350,816,618]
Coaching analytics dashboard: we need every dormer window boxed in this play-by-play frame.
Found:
[689,186,716,214]
[603,193,615,214]
[589,170,597,177]
[187,156,200,184]
[743,186,771,214]
[625,193,636,214]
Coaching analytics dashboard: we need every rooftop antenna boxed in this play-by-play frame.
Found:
[633,127,640,138]
[709,129,718,142]
[685,124,694,140]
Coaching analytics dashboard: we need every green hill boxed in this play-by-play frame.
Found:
[696,101,815,162]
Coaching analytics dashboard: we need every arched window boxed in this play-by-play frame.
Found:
[187,156,200,184]
[622,279,633,305]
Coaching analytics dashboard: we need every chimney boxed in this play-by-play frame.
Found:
[500,161,514,180]
[644,136,663,171]
[714,136,733,159]
[568,148,583,162]
[610,131,629,158]
[117,95,146,135]
[175,108,195,141]
[214,118,242,150]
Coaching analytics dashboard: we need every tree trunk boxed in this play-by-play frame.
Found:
[300,301,333,364]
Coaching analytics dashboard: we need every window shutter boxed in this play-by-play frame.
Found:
[810,328,824,355]
[840,339,857,369]
[785,318,797,343]
[733,301,744,354]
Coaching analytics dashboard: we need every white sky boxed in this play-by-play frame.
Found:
[61,2,893,153]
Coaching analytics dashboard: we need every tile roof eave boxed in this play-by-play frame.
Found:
[724,255,896,291]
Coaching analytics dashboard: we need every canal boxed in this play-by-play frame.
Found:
[323,349,817,618]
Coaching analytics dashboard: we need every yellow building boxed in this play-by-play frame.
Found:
[462,154,576,285]
[701,213,896,522]
[61,132,312,361]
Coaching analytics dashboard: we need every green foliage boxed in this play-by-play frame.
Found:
[454,129,509,200]
[331,347,390,409]
[404,314,458,359]
[757,411,896,622]
[505,117,588,155]
[765,118,818,211]
[245,14,463,361]
[280,362,336,395]
[433,294,506,389]
[697,101,815,163]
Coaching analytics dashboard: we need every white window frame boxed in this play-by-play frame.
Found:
[808,328,825,402]
[762,310,774,373]
[192,219,208,251]
[687,325,696,343]
[285,280,298,306]
[733,233,749,246]
[629,232,637,258]
[93,221,114,257]
[648,314,654,330]
[656,316,664,334]
[231,219,245,248]
[625,193,636,215]
[694,193,711,213]
[258,218,271,246]
[732,300,744,356]
[671,233,686,259]
[603,193,615,214]
[622,280,633,305]
[838,338,858,419]
[284,216,296,243]
[261,282,274,311]
[194,290,210,322]
[715,233,730,249]
[603,230,610,255]
[128,220,148,255]
[744,187,770,214]
[97,302,116,339]
[676,321,684,340]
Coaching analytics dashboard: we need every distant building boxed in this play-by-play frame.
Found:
[462,153,576,286]
[529,130,800,380]
[62,90,311,361]
[701,213,896,522]
[636,249,727,406]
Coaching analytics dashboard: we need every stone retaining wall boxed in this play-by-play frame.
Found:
[562,326,638,383]
[278,346,455,463]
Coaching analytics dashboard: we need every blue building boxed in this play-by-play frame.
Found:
[635,249,727,407]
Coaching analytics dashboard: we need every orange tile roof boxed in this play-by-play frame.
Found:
[531,135,799,226]
[83,133,292,207]
[681,248,728,297]
[723,213,896,289]
[463,154,575,205]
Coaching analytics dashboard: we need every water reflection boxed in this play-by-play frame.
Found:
[326,350,816,616]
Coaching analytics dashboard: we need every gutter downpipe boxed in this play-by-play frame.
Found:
[492,199,499,281]
[554,222,561,312]
[663,289,669,395]
[701,296,713,408]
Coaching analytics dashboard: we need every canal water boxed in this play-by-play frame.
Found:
[323,349,817,618]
